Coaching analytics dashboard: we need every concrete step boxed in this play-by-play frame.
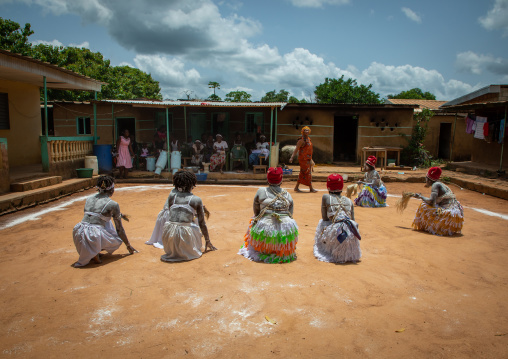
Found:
[10,176,63,192]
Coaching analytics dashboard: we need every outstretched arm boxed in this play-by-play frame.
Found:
[195,198,216,252]
[415,183,439,205]
[111,203,136,254]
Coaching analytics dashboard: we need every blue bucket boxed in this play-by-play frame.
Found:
[93,144,113,173]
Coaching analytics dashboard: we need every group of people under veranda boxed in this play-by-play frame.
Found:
[72,152,465,267]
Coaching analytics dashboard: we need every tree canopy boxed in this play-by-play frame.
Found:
[314,76,381,104]
[225,91,252,102]
[387,88,436,100]
[0,17,162,101]
[261,89,289,102]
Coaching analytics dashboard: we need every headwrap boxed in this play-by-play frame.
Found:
[215,134,223,138]
[327,174,344,192]
[267,167,283,185]
[301,126,311,135]
[426,167,442,182]
[366,155,377,168]
[98,182,114,193]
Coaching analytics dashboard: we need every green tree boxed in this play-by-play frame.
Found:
[314,76,381,104]
[225,91,252,102]
[261,89,290,102]
[206,94,222,101]
[401,108,434,167]
[0,17,33,55]
[208,81,220,96]
[388,88,436,100]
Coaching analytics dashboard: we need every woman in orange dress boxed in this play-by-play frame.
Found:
[289,126,317,192]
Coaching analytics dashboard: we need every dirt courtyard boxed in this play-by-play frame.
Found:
[1,181,508,358]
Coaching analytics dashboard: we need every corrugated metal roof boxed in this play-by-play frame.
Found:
[385,99,448,110]
[100,99,287,109]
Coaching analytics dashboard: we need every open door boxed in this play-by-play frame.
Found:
[333,116,358,162]
[438,123,452,160]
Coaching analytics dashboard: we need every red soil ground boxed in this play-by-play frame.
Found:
[0,181,507,358]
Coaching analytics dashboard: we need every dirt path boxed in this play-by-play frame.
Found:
[0,182,507,358]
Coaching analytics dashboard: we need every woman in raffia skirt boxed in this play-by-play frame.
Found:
[239,167,299,263]
[412,167,464,236]
[314,174,361,263]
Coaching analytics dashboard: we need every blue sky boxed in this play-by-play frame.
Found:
[1,0,508,102]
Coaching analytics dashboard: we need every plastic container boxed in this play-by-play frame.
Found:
[146,156,156,172]
[93,144,113,173]
[155,150,168,175]
[76,168,93,178]
[171,151,181,174]
[84,155,99,175]
[282,168,293,175]
[196,173,208,181]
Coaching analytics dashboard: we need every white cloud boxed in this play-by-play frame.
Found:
[401,7,422,23]
[479,0,508,35]
[287,0,349,8]
[133,54,201,88]
[31,39,63,47]
[455,51,508,77]
[69,41,89,48]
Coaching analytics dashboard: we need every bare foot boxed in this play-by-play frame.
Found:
[310,188,318,193]
[92,254,102,264]
[294,188,303,192]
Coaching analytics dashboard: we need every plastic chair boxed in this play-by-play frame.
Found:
[228,145,248,171]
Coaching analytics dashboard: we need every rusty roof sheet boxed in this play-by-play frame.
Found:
[385,99,448,110]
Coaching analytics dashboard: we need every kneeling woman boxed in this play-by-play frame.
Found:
[412,167,464,236]
[355,155,387,207]
[72,176,136,267]
[239,167,298,263]
[314,174,361,263]
[160,170,216,262]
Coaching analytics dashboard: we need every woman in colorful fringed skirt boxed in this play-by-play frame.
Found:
[314,174,361,263]
[412,167,464,236]
[239,167,298,263]
[72,175,136,267]
[355,155,387,207]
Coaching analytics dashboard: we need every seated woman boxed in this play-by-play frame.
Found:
[239,167,298,263]
[249,134,270,166]
[210,134,228,173]
[160,170,216,262]
[314,174,361,263]
[145,189,174,249]
[232,133,243,146]
[412,167,464,236]
[203,136,215,163]
[72,175,136,267]
[191,139,204,167]
[355,155,387,207]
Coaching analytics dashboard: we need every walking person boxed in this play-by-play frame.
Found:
[289,126,317,192]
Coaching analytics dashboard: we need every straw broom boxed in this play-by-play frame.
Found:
[203,205,210,220]
[346,184,359,199]
[395,191,415,213]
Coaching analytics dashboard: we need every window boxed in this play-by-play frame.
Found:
[245,112,264,133]
[77,117,91,135]
[0,93,10,130]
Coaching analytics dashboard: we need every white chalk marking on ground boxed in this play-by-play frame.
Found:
[64,286,88,293]
[2,185,507,231]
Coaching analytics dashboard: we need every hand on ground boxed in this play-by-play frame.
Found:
[204,241,217,252]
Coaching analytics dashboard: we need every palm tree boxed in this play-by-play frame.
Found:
[208,81,220,96]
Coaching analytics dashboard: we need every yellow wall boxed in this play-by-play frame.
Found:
[424,114,472,161]
[0,79,42,167]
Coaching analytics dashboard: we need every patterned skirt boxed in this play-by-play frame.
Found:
[314,219,361,263]
[210,152,226,171]
[239,215,298,263]
[412,201,464,236]
[354,184,387,207]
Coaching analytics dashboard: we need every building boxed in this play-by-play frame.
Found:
[440,85,508,172]
[385,99,472,161]
[0,49,103,192]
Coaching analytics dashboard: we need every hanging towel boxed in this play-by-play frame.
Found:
[474,116,487,139]
[466,116,475,134]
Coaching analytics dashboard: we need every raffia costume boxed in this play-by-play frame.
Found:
[412,182,464,236]
[239,168,298,263]
[314,174,361,263]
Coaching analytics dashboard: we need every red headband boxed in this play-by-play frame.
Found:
[426,167,442,181]
[267,167,283,184]
[327,174,344,191]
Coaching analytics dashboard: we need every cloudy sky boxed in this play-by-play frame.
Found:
[2,0,508,101]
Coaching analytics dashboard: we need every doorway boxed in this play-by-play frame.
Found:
[191,113,208,141]
[438,123,452,160]
[333,116,358,162]
[116,117,136,150]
